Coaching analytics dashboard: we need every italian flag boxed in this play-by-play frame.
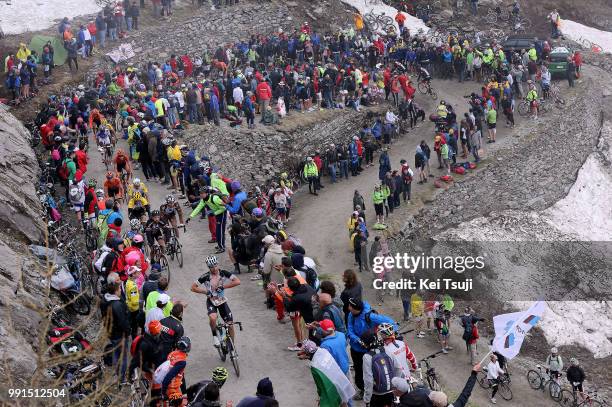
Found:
[310,348,356,407]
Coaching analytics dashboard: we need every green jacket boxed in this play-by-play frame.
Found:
[486,108,497,124]
[372,190,384,205]
[64,158,77,181]
[190,194,227,218]
[441,143,449,160]
[381,184,390,199]
[528,48,537,61]
[304,162,318,178]
[145,290,173,316]
[211,173,229,195]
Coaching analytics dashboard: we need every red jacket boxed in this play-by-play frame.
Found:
[75,149,89,174]
[356,139,363,156]
[313,156,322,171]
[403,83,416,99]
[383,69,392,87]
[41,124,53,146]
[181,55,193,76]
[256,81,272,101]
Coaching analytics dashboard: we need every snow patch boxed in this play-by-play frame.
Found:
[560,19,612,54]
[0,0,102,35]
[340,0,429,35]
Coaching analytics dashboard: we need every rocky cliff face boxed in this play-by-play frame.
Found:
[0,106,45,386]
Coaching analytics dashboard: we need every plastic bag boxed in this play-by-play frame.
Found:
[50,266,75,291]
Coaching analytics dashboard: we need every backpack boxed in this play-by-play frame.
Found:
[58,160,70,181]
[462,316,473,341]
[130,335,143,357]
[51,147,61,161]
[69,185,83,202]
[302,265,318,290]
[369,348,394,393]
[153,360,171,385]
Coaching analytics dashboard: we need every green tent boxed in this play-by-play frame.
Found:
[28,35,67,66]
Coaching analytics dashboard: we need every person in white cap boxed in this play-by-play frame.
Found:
[145,293,170,333]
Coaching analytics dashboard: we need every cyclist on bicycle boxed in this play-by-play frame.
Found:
[96,123,114,148]
[377,322,418,380]
[190,255,241,348]
[417,64,432,83]
[546,347,563,381]
[486,353,506,404]
[145,210,170,252]
[128,191,150,221]
[566,358,586,399]
[114,148,132,181]
[128,177,150,203]
[187,367,229,403]
[104,171,124,201]
[160,194,185,237]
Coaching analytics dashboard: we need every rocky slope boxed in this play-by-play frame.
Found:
[0,106,45,387]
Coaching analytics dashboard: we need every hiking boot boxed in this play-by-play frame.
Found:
[208,238,216,243]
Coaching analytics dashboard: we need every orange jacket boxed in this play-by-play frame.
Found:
[165,351,187,400]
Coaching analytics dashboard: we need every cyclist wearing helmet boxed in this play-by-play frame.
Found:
[114,148,132,181]
[187,367,229,404]
[104,171,123,201]
[95,189,106,211]
[191,255,241,348]
[128,191,149,221]
[378,322,418,380]
[84,178,99,221]
[160,194,184,237]
[546,347,563,380]
[161,336,191,405]
[145,210,170,251]
[566,358,585,396]
[128,177,150,202]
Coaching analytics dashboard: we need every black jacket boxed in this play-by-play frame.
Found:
[283,284,315,323]
[103,293,130,340]
[160,315,184,359]
[400,371,477,407]
[128,333,163,374]
[566,366,585,383]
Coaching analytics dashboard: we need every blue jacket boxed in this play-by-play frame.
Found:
[347,301,396,353]
[226,190,247,215]
[320,332,349,374]
[371,121,382,139]
[210,94,219,112]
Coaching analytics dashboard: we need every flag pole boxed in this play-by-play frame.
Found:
[478,349,493,366]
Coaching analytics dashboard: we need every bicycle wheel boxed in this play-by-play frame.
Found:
[227,337,240,377]
[581,400,602,407]
[429,89,438,100]
[380,15,394,26]
[216,334,227,362]
[526,370,542,390]
[159,255,170,284]
[558,389,576,407]
[517,101,530,117]
[427,375,441,391]
[81,273,96,301]
[176,242,184,268]
[549,381,562,401]
[417,81,429,94]
[168,242,175,261]
[477,372,490,389]
[499,382,513,401]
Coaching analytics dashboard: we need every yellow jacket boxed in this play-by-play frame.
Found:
[125,279,140,312]
[167,145,181,161]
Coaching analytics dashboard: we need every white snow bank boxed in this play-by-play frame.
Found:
[0,0,102,35]
[544,154,612,241]
[340,0,429,35]
[560,19,612,54]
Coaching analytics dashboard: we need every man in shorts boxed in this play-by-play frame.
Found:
[191,255,241,347]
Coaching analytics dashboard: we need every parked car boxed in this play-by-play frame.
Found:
[547,47,571,77]
[502,34,537,58]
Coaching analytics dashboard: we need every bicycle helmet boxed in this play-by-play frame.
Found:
[151,209,160,217]
[162,137,173,146]
[206,255,219,268]
[106,171,114,179]
[551,347,558,354]
[176,336,191,353]
[198,161,211,171]
[230,180,241,192]
[166,194,175,203]
[211,367,229,386]
[130,218,141,229]
[88,179,97,187]
[280,172,288,179]
[133,234,144,244]
[252,207,264,217]
[133,178,141,185]
[377,322,395,339]
[569,358,578,366]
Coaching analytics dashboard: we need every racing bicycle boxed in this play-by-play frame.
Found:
[417,79,438,100]
[150,242,171,283]
[165,224,185,268]
[418,351,445,391]
[215,319,243,377]
[558,388,606,407]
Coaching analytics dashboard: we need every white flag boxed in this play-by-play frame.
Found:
[492,301,546,360]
